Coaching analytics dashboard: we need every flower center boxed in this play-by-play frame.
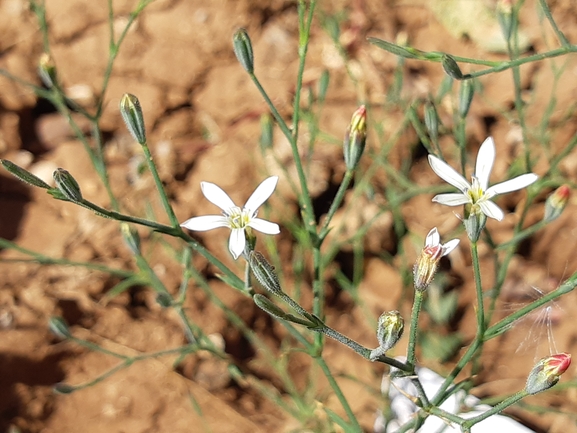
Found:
[467,176,485,204]
[423,244,443,260]
[226,206,252,229]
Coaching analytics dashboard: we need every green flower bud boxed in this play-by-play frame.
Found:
[53,168,83,202]
[367,37,421,59]
[156,292,173,308]
[424,100,439,141]
[120,93,147,145]
[458,79,475,118]
[249,251,282,294]
[370,311,404,361]
[343,105,367,170]
[49,316,71,339]
[526,353,571,395]
[253,294,287,320]
[442,54,464,80]
[121,223,141,255]
[1,159,51,189]
[318,70,330,102]
[38,53,57,88]
[53,383,76,394]
[497,0,514,42]
[233,28,254,74]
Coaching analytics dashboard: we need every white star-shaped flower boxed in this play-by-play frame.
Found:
[181,176,280,259]
[428,137,538,220]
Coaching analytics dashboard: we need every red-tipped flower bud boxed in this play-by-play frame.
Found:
[544,185,570,222]
[526,352,571,395]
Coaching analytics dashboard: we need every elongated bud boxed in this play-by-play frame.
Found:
[458,79,475,118]
[343,105,367,170]
[367,37,421,59]
[318,70,330,102]
[53,168,83,202]
[156,292,173,308]
[121,223,141,255]
[526,353,571,395]
[253,294,287,320]
[424,100,439,141]
[442,54,464,80]
[253,294,317,327]
[1,159,51,189]
[120,93,147,144]
[249,251,282,294]
[413,228,460,291]
[49,316,71,339]
[497,0,514,42]
[53,383,76,394]
[233,29,254,74]
[39,53,57,88]
[408,104,435,155]
[544,185,570,222]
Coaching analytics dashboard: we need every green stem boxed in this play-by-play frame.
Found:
[495,220,548,250]
[319,169,354,239]
[427,406,465,426]
[77,199,245,290]
[95,0,153,119]
[485,270,577,340]
[69,336,129,360]
[0,238,132,277]
[318,326,410,371]
[406,290,425,369]
[140,141,180,227]
[291,0,316,140]
[248,74,316,232]
[537,0,570,46]
[507,23,531,172]
[430,338,482,406]
[314,356,362,432]
[461,391,528,430]
[470,242,485,336]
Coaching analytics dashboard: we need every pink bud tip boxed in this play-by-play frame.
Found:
[547,352,572,375]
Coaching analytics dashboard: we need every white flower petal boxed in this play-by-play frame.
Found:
[425,228,439,247]
[486,173,538,196]
[428,155,471,192]
[249,218,280,235]
[478,200,504,220]
[475,137,495,190]
[244,176,279,214]
[441,239,460,256]
[180,215,229,231]
[432,193,471,206]
[200,181,236,212]
[228,228,246,260]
